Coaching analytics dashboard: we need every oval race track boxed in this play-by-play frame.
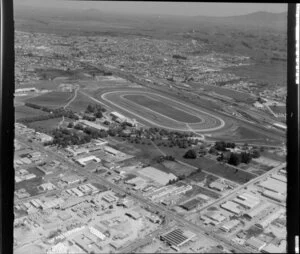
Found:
[101,90,225,132]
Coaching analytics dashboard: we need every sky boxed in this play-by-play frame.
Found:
[15,1,287,17]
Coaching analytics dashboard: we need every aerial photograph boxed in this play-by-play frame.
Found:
[13,1,287,253]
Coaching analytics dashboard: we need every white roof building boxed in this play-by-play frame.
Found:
[233,193,260,209]
[220,201,241,215]
[244,202,270,219]
[246,237,266,251]
[75,155,101,166]
[138,166,177,186]
[220,219,240,232]
[255,208,285,229]
[258,178,286,194]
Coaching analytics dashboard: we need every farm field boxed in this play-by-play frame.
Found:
[100,90,225,132]
[25,91,74,109]
[16,80,58,90]
[225,62,287,88]
[15,105,47,120]
[204,163,256,184]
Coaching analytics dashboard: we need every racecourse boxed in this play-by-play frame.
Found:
[100,90,226,132]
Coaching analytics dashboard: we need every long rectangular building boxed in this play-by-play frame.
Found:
[139,166,177,186]
[160,228,196,247]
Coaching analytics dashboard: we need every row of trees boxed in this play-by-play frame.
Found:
[48,124,109,147]
[19,103,79,124]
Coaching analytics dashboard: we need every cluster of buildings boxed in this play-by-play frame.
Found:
[16,123,53,143]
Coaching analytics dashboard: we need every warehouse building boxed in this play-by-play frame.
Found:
[258,178,286,194]
[233,193,260,209]
[220,219,240,232]
[180,199,200,211]
[102,191,118,203]
[202,211,226,225]
[89,225,106,240]
[209,181,227,192]
[65,147,89,157]
[244,202,270,219]
[255,208,285,229]
[160,228,196,248]
[139,166,177,185]
[262,240,286,253]
[220,201,241,215]
[246,237,266,251]
[75,155,101,166]
[262,190,285,203]
[125,211,142,220]
[270,173,286,183]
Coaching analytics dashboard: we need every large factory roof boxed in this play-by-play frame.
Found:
[258,178,286,194]
[138,166,177,185]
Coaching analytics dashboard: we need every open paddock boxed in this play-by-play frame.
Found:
[15,105,48,120]
[204,163,256,184]
[25,91,74,109]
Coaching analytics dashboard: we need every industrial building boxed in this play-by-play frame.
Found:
[125,211,142,220]
[61,175,84,185]
[160,228,196,248]
[262,240,287,253]
[110,111,126,121]
[255,208,285,229]
[180,198,200,211]
[75,155,101,166]
[262,190,285,203]
[244,202,270,219]
[270,173,286,183]
[79,119,109,131]
[138,166,177,185]
[208,181,226,192]
[246,237,266,251]
[220,201,241,215]
[233,193,260,209]
[220,219,240,232]
[89,225,106,240]
[202,211,226,225]
[258,178,286,194]
[73,234,102,253]
[101,191,118,203]
[65,147,89,157]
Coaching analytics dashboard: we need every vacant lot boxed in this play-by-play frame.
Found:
[25,91,73,109]
[15,105,47,120]
[204,163,256,184]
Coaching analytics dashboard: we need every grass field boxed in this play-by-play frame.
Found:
[67,92,99,113]
[25,91,73,109]
[26,117,63,132]
[100,90,225,132]
[225,62,287,88]
[204,163,256,184]
[15,105,47,120]
[124,94,202,123]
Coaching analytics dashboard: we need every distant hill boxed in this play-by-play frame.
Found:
[192,11,287,31]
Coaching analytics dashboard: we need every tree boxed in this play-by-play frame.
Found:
[184,149,197,159]
[228,153,241,166]
[252,149,261,158]
[241,152,252,164]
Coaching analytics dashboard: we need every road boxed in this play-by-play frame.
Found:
[16,136,248,253]
[16,135,286,253]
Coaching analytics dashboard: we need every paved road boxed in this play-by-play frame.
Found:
[16,136,247,252]
[17,136,286,253]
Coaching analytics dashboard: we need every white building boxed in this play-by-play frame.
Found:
[75,156,101,166]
